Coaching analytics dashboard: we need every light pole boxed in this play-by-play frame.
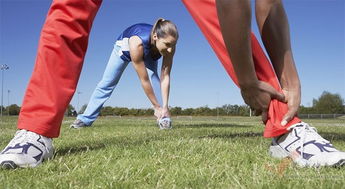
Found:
[216,92,219,119]
[7,90,10,116]
[1,64,9,118]
[77,91,82,113]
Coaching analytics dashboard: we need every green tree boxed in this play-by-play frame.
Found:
[313,91,344,114]
[182,108,193,115]
[7,104,21,115]
[170,107,182,116]
[78,104,87,114]
[0,106,4,114]
[222,104,232,115]
[65,104,76,117]
[100,106,114,116]
[215,106,226,116]
[144,108,154,116]
[193,106,212,116]
[238,105,250,116]
[113,107,130,116]
[298,105,316,114]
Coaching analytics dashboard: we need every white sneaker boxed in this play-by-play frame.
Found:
[158,117,172,130]
[70,119,90,129]
[269,122,345,167]
[0,130,54,169]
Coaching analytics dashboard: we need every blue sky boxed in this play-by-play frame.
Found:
[0,0,344,111]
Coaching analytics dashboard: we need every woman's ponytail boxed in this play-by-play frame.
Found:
[151,18,178,39]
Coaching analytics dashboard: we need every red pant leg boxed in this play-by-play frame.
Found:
[17,0,102,138]
[182,0,301,138]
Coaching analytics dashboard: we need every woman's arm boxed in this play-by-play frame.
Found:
[160,48,175,118]
[129,36,162,118]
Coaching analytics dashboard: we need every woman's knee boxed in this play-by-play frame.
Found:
[97,80,115,90]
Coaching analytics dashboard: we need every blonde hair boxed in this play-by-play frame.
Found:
[151,18,179,40]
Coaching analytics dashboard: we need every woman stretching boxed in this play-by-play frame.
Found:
[71,19,178,129]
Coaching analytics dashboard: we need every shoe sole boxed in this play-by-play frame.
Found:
[269,145,289,159]
[70,125,86,129]
[70,124,91,129]
[333,159,345,168]
[1,161,18,169]
[159,127,172,130]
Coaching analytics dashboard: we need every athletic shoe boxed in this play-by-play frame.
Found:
[269,122,345,167]
[0,130,54,169]
[158,117,172,130]
[70,119,90,129]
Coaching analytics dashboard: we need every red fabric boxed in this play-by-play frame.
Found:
[18,0,102,138]
[182,0,301,138]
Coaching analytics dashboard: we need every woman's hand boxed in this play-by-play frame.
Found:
[154,106,162,120]
[154,106,170,120]
[161,107,171,118]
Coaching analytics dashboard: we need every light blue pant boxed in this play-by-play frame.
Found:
[78,44,162,125]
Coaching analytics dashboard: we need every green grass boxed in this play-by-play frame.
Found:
[1,116,345,189]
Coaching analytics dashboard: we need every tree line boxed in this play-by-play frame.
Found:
[45,91,345,117]
[70,104,252,117]
[1,91,344,116]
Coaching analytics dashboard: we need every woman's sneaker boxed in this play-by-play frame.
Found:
[157,117,172,130]
[0,130,54,169]
[70,119,89,129]
[269,122,345,167]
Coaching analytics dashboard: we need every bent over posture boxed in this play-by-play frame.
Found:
[182,0,345,167]
[70,20,178,129]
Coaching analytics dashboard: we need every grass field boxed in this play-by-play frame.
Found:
[1,116,345,189]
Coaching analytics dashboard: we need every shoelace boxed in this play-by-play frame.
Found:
[25,131,53,155]
[296,122,330,160]
[298,123,307,160]
[4,130,51,155]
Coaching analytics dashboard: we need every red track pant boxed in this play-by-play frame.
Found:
[17,0,102,138]
[18,0,299,138]
[182,0,301,137]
